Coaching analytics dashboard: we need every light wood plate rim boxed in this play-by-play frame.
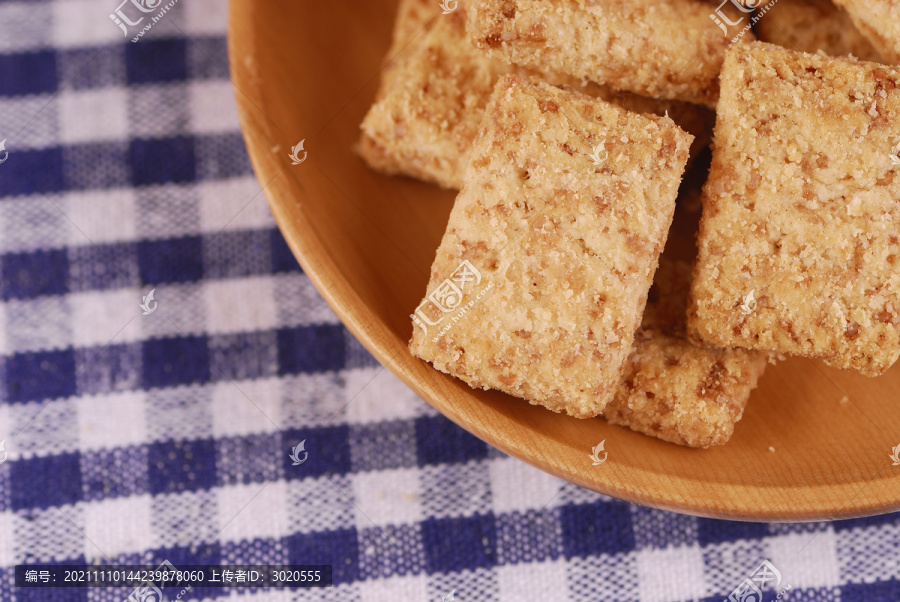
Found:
[227,0,900,522]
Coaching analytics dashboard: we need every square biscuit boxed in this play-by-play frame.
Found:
[360,7,513,189]
[831,0,900,63]
[389,0,435,54]
[375,0,438,97]
[688,42,900,376]
[360,3,713,189]
[587,89,715,165]
[756,0,884,62]
[466,0,751,107]
[410,74,692,417]
[604,258,769,448]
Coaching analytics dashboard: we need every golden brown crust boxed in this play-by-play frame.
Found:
[466,0,752,107]
[604,259,769,448]
[688,42,900,376]
[577,84,715,163]
[360,8,514,189]
[409,74,692,417]
[756,0,884,62]
[387,1,436,66]
[359,3,713,189]
[700,0,764,44]
[390,0,436,53]
[376,0,438,96]
[831,0,900,63]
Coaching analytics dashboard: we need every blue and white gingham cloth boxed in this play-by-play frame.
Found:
[1,1,899,601]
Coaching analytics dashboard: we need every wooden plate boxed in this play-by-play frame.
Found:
[227,0,900,521]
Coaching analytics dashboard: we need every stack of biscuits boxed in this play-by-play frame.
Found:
[358,0,900,447]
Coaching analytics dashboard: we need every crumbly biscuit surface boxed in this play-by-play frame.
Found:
[360,2,712,189]
[360,8,511,189]
[756,0,884,62]
[605,259,768,448]
[410,75,692,417]
[689,42,900,376]
[831,0,900,62]
[378,0,437,94]
[467,0,748,106]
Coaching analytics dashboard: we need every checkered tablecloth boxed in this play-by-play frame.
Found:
[1,1,900,601]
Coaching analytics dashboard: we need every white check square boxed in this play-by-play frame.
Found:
[71,289,142,349]
[204,276,277,335]
[190,80,240,134]
[0,512,14,566]
[216,481,288,543]
[352,468,422,527]
[182,0,228,35]
[358,575,428,602]
[198,176,273,233]
[63,187,136,246]
[83,495,153,557]
[77,390,147,452]
[211,378,282,439]
[490,456,567,514]
[497,561,568,602]
[344,368,431,425]
[53,0,124,48]
[636,545,707,602]
[58,88,128,144]
[769,530,840,589]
